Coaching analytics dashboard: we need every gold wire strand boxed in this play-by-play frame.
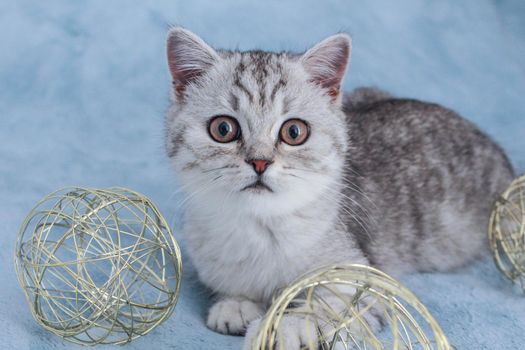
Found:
[14,187,182,345]
[251,264,451,350]
[489,175,525,291]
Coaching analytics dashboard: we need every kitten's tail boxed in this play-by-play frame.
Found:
[344,87,392,110]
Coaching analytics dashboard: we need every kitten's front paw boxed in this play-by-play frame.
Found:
[207,297,264,335]
[243,311,383,350]
[243,315,318,350]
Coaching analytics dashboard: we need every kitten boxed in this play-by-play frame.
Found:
[164,27,514,348]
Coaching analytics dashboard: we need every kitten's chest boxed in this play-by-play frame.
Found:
[183,206,333,302]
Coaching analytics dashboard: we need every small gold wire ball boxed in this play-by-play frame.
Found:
[14,187,182,345]
[252,264,451,350]
[489,175,525,292]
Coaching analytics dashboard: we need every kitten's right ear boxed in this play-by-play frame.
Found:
[166,27,219,97]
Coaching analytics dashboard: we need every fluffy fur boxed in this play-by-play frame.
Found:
[164,28,514,348]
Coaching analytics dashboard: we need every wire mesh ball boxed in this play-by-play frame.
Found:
[489,175,525,292]
[14,187,182,345]
[251,264,451,350]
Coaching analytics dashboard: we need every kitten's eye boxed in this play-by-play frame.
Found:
[280,119,310,146]
[208,116,241,143]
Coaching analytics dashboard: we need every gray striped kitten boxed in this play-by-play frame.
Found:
[165,28,514,348]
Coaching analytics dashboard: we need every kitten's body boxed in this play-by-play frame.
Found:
[164,28,514,347]
[343,91,513,273]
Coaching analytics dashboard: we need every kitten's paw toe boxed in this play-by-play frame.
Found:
[207,297,263,335]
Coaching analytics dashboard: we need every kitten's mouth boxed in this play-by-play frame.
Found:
[240,179,273,193]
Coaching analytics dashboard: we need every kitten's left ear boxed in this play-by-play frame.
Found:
[300,33,352,100]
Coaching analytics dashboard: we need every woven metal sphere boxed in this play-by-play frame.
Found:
[252,264,450,350]
[14,187,182,345]
[489,175,525,292]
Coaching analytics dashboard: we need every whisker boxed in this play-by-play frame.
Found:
[283,166,378,213]
[321,184,376,225]
[177,175,224,208]
[202,164,240,173]
[284,171,374,239]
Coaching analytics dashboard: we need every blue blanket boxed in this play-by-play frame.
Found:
[1,1,524,349]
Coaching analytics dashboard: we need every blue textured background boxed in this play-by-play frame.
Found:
[1,1,524,349]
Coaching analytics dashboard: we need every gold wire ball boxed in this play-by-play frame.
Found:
[14,187,182,345]
[252,264,451,350]
[489,175,525,292]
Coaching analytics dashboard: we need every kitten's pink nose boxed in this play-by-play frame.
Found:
[247,159,272,175]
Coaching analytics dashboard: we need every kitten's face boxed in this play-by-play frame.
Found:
[166,29,351,217]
